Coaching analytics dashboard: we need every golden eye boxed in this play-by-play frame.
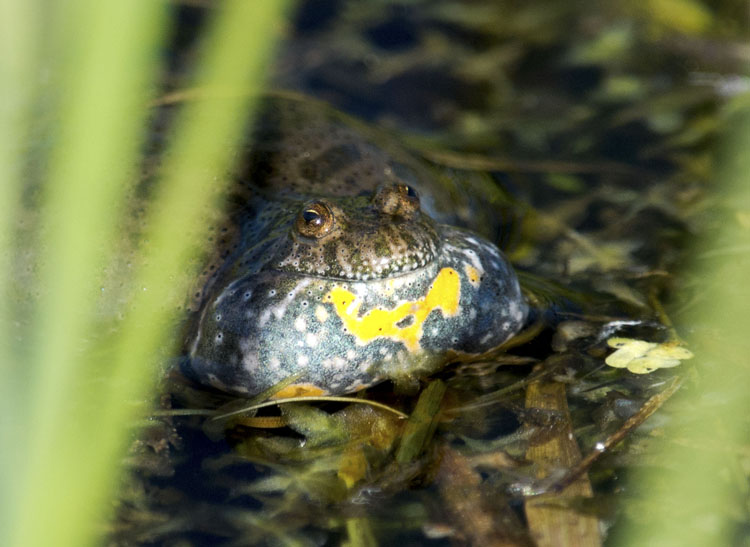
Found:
[295,201,334,238]
[373,182,420,217]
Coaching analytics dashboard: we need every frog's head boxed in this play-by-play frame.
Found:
[183,183,527,397]
[266,182,440,281]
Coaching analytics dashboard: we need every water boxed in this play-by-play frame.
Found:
[112,1,743,545]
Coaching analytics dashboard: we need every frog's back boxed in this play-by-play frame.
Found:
[237,94,514,236]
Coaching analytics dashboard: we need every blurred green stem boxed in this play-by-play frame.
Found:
[5,2,291,546]
[619,100,750,545]
[0,0,39,537]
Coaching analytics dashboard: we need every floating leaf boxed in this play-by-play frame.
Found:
[606,338,693,374]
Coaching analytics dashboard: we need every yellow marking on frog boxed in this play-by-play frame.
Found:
[324,267,461,352]
[464,264,481,288]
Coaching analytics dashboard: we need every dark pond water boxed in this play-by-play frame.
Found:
[112,1,747,545]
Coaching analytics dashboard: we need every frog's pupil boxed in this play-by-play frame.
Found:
[303,209,321,225]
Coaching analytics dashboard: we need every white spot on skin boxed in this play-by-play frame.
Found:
[297,354,309,366]
[259,309,272,327]
[508,299,525,323]
[207,373,230,391]
[242,350,261,373]
[315,305,329,323]
[294,315,307,332]
[305,332,318,347]
[346,349,356,360]
[461,248,486,278]
[229,384,250,394]
[260,279,313,328]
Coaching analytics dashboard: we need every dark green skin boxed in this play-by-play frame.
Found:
[182,95,527,396]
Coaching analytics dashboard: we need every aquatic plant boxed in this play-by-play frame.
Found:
[0,2,290,546]
[619,95,750,546]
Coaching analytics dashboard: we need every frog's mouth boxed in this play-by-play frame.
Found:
[269,254,438,282]
[265,233,440,282]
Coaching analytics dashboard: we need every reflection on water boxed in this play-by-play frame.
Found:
[113,1,743,544]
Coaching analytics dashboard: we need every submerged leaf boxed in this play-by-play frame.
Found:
[281,404,350,448]
[396,380,447,464]
[338,445,368,489]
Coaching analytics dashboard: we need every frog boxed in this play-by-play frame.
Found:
[181,94,528,398]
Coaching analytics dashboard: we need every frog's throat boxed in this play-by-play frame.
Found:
[323,266,460,353]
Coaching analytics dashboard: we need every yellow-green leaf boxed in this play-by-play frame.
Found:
[605,338,693,374]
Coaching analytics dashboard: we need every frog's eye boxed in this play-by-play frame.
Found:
[398,184,418,199]
[295,201,334,238]
[373,183,420,217]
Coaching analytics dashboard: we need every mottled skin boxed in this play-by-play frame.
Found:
[183,95,527,397]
